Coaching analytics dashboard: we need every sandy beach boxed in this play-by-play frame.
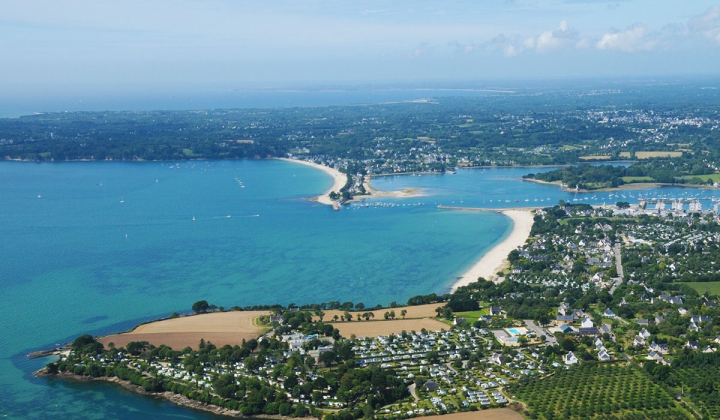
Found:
[361,177,426,199]
[451,209,535,292]
[278,158,347,205]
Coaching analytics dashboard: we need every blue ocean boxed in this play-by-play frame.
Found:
[3,158,720,419]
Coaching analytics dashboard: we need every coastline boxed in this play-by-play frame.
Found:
[278,157,427,204]
[35,370,297,419]
[450,209,535,292]
[522,177,718,193]
[276,158,347,205]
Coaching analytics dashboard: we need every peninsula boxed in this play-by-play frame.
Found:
[37,199,720,420]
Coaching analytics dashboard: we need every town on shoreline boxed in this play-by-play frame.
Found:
[37,196,720,420]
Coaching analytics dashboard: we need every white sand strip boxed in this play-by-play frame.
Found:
[277,158,348,205]
[451,209,535,292]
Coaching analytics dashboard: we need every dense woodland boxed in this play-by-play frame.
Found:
[524,159,718,190]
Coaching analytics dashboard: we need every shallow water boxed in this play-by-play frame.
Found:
[2,160,719,418]
[0,160,509,419]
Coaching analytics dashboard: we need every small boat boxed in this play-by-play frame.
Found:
[192,216,196,221]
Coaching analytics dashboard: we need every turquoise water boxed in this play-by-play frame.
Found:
[0,160,511,419]
[3,160,720,419]
[370,166,720,211]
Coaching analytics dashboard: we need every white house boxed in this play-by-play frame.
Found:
[564,351,579,365]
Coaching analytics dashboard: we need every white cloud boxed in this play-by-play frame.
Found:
[596,24,657,52]
[687,6,720,45]
[448,41,476,55]
[409,42,433,58]
[530,20,579,53]
[496,20,580,56]
[504,45,519,57]
[575,38,591,49]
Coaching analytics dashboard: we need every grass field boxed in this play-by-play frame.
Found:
[182,148,201,157]
[99,311,269,350]
[680,281,720,296]
[622,176,654,182]
[680,173,720,182]
[455,309,488,323]
[330,318,448,337]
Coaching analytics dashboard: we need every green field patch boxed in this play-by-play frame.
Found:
[39,152,51,158]
[182,149,201,157]
[679,281,720,296]
[622,176,654,182]
[455,309,488,323]
[679,173,720,182]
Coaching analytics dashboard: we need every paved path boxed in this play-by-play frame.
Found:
[523,319,557,345]
[609,243,624,295]
[408,383,419,402]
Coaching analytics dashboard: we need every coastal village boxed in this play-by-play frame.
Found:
[43,199,720,420]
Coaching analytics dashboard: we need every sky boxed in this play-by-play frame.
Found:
[2,0,720,92]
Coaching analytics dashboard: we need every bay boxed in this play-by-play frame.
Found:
[0,160,508,419]
[3,160,720,419]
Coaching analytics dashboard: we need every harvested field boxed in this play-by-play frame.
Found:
[579,155,612,160]
[636,151,684,158]
[330,318,448,338]
[420,409,523,420]
[315,303,443,322]
[620,151,684,159]
[99,311,269,350]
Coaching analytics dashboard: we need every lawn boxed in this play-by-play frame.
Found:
[680,281,720,296]
[455,309,488,323]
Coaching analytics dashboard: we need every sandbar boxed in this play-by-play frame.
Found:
[278,158,347,205]
[451,209,535,292]
[361,177,426,199]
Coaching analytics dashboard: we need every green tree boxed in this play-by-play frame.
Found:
[192,300,210,313]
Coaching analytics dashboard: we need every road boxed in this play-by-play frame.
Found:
[609,243,624,295]
[524,320,557,346]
